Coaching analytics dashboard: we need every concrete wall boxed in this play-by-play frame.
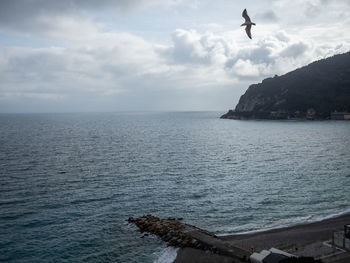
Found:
[333,231,350,251]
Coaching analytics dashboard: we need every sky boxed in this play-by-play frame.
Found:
[0,0,349,113]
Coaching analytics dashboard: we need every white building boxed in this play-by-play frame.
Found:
[250,248,294,263]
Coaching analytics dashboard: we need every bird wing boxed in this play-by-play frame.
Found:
[245,24,252,39]
[242,9,251,23]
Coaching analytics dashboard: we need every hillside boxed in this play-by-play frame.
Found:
[221,52,350,120]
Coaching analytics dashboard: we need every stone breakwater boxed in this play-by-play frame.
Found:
[128,215,216,250]
[127,215,251,262]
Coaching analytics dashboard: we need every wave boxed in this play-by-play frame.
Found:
[153,247,179,263]
[219,208,350,236]
[309,207,350,222]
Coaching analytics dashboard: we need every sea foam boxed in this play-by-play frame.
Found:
[153,247,179,263]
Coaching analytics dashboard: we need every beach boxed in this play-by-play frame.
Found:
[174,212,350,263]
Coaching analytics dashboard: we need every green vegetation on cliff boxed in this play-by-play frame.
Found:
[222,51,350,119]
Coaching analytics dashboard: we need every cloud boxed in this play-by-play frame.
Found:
[167,29,210,64]
[157,27,329,82]
[161,29,234,65]
[256,10,279,23]
[0,0,178,18]
[0,0,195,34]
[280,42,308,58]
[1,0,350,112]
[171,29,350,81]
[2,27,346,109]
[273,0,350,23]
[231,59,261,78]
[0,32,163,98]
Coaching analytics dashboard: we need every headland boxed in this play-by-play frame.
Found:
[221,52,350,121]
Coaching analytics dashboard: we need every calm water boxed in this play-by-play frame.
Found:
[1,112,350,262]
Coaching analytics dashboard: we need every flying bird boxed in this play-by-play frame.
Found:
[241,9,256,39]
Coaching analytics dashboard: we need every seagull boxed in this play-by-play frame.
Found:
[241,9,256,39]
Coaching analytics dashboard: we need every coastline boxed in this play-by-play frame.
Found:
[220,110,350,121]
[173,212,350,262]
[222,208,350,237]
[222,212,350,250]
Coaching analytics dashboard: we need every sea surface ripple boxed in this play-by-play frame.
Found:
[0,112,349,262]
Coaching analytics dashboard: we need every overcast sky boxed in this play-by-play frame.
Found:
[0,0,349,113]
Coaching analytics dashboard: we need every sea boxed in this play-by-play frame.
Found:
[1,112,350,263]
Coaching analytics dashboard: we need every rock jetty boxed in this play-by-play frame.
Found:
[128,215,216,250]
[128,215,251,262]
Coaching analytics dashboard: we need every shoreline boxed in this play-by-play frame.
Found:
[221,208,350,237]
[220,110,350,121]
[173,212,350,262]
[222,212,350,250]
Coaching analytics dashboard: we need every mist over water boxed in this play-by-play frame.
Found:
[1,112,349,262]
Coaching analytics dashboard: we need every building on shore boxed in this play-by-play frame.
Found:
[250,248,294,263]
[331,112,350,120]
[270,110,288,119]
[307,108,316,120]
[332,224,350,251]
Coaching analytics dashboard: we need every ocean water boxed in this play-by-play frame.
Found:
[0,112,350,263]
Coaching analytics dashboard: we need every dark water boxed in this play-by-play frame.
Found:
[1,112,350,262]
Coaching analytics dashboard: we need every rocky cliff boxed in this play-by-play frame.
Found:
[221,51,350,119]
